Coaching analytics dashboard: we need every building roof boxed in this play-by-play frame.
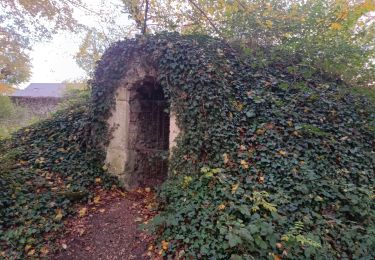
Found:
[12,83,66,98]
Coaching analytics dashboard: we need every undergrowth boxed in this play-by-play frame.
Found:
[1,33,374,259]
[0,101,117,258]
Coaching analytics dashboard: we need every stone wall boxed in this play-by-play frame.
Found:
[11,97,62,117]
[104,54,180,189]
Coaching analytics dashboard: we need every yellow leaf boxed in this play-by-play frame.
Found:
[102,165,108,171]
[161,240,169,251]
[95,178,101,184]
[256,128,266,135]
[265,20,273,28]
[78,207,87,217]
[40,246,49,255]
[93,196,101,204]
[223,153,229,164]
[25,245,32,252]
[27,249,35,256]
[231,183,239,194]
[330,22,342,30]
[55,209,63,221]
[218,204,226,210]
[278,150,287,157]
[240,160,249,169]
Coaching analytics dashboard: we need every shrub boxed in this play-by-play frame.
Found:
[0,101,117,258]
[0,96,15,119]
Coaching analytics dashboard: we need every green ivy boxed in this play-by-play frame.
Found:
[0,102,118,258]
[1,33,374,259]
[88,33,374,259]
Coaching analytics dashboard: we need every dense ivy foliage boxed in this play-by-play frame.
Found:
[1,33,374,259]
[0,103,117,258]
[90,33,375,259]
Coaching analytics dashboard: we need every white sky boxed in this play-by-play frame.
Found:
[20,0,132,89]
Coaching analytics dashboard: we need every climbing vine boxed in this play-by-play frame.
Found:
[0,33,374,258]
[89,33,375,259]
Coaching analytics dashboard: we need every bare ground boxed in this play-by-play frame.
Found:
[52,188,159,260]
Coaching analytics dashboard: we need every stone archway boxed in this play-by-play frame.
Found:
[104,55,179,189]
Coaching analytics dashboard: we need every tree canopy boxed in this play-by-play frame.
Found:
[121,0,375,87]
[0,0,78,85]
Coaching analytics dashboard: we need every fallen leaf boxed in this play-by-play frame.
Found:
[62,243,67,250]
[240,160,249,169]
[78,207,87,217]
[27,249,35,256]
[40,246,49,255]
[161,240,169,251]
[25,245,32,252]
[99,208,106,213]
[145,187,151,193]
[218,204,226,210]
[95,178,102,184]
[231,183,239,194]
[223,153,230,164]
[93,196,101,204]
[54,209,63,221]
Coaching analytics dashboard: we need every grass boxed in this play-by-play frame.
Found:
[349,87,375,104]
[0,96,43,140]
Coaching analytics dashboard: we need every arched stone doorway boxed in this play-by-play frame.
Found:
[104,56,179,189]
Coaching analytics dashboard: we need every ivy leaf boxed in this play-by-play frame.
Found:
[226,233,242,247]
[246,110,255,118]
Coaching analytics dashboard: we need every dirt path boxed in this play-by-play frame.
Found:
[53,188,158,260]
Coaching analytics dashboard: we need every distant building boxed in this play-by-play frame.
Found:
[11,83,67,116]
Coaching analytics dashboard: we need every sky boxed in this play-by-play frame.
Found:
[20,0,132,89]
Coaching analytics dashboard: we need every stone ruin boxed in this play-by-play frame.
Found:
[104,54,180,189]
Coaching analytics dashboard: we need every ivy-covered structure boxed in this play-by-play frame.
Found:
[89,33,374,259]
[1,33,373,259]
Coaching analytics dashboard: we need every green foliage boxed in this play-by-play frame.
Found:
[1,33,374,259]
[89,33,375,259]
[122,0,375,87]
[350,87,375,104]
[0,101,117,258]
[0,96,15,119]
[74,29,109,76]
[0,96,29,140]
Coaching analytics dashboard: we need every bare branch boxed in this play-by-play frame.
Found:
[142,0,149,34]
[186,0,222,38]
